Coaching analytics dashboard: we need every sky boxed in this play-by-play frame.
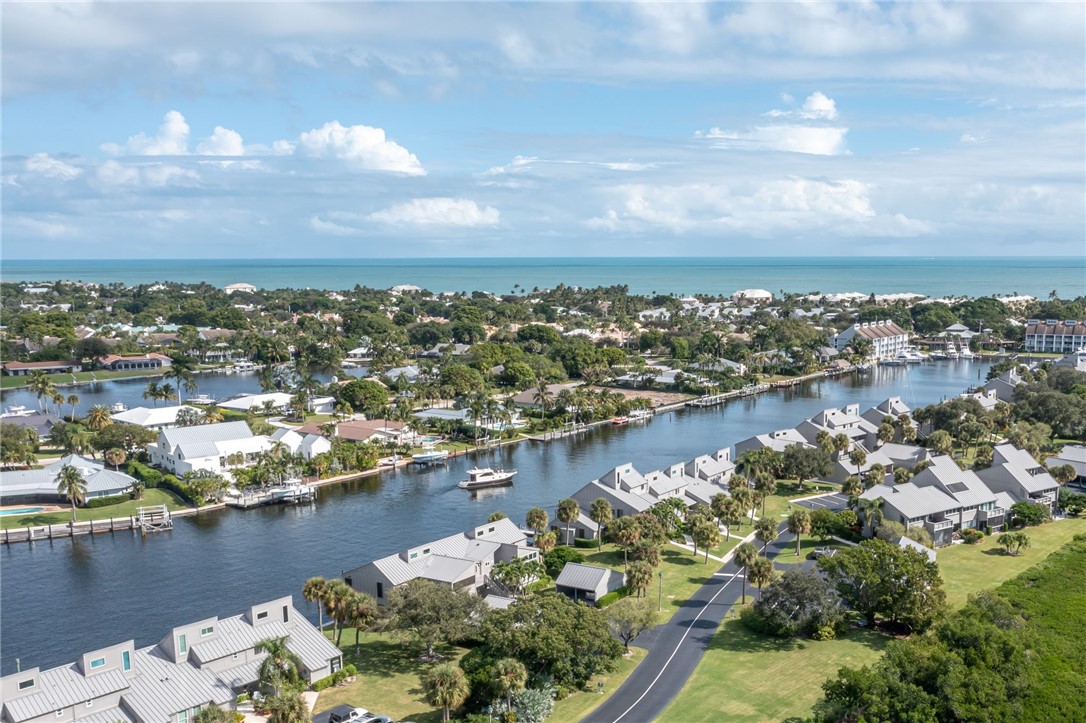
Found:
[2,1,1084,259]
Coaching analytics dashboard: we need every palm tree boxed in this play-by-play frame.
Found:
[57,464,87,525]
[734,542,758,604]
[866,463,886,486]
[893,467,913,485]
[193,705,232,723]
[493,658,528,710]
[557,498,579,546]
[833,433,850,458]
[731,487,754,531]
[302,577,329,632]
[345,591,379,655]
[27,370,57,411]
[755,517,778,554]
[323,579,354,645]
[841,476,864,498]
[857,497,884,536]
[627,560,653,598]
[157,383,175,406]
[255,636,303,696]
[165,360,198,405]
[712,494,742,541]
[748,557,775,594]
[534,529,557,555]
[144,381,162,407]
[51,391,65,417]
[423,662,470,723]
[85,404,113,432]
[849,448,867,479]
[66,394,80,420]
[265,690,309,723]
[694,520,722,563]
[610,517,641,567]
[526,506,549,534]
[532,382,553,423]
[589,498,613,551]
[104,447,127,470]
[787,509,812,556]
[753,474,777,515]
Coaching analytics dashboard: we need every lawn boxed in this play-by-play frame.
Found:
[761,480,838,523]
[770,536,847,566]
[0,368,166,390]
[582,542,719,623]
[0,488,188,529]
[657,617,890,723]
[937,517,1086,608]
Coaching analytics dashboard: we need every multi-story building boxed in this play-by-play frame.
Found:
[1023,320,1086,353]
[832,321,910,360]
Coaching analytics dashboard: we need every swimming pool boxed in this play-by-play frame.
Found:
[0,507,44,517]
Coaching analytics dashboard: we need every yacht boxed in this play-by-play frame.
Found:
[232,361,257,372]
[959,347,975,360]
[186,394,217,405]
[898,348,928,364]
[0,405,34,418]
[929,350,948,360]
[110,402,128,413]
[458,467,517,491]
[412,444,450,464]
[946,348,960,360]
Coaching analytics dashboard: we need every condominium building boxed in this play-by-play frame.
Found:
[831,321,910,360]
[1023,320,1086,353]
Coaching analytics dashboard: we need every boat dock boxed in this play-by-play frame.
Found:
[225,483,314,509]
[2,504,173,545]
[686,383,770,407]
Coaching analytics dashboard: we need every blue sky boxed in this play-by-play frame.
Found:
[2,2,1083,259]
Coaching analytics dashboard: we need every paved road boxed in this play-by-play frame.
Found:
[581,494,843,723]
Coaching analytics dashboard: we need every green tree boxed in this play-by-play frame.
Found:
[755,517,778,554]
[265,690,310,723]
[589,497,613,551]
[744,569,844,638]
[748,556,775,593]
[607,596,658,653]
[423,662,470,723]
[85,404,113,432]
[493,658,528,710]
[693,520,722,563]
[301,576,328,632]
[735,542,759,604]
[627,560,654,597]
[526,506,549,534]
[711,493,742,541]
[1010,500,1050,527]
[255,636,303,696]
[609,516,641,567]
[787,509,812,557]
[193,706,232,723]
[782,444,833,487]
[383,579,485,658]
[928,429,954,456]
[997,531,1031,555]
[557,497,579,546]
[56,464,87,524]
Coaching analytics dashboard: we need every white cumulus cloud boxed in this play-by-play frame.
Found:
[698,125,849,155]
[101,109,190,155]
[767,91,839,120]
[25,153,82,180]
[368,197,499,226]
[296,121,425,175]
[196,126,245,156]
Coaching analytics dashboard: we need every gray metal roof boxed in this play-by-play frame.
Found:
[555,562,618,591]
[3,666,129,722]
[189,608,340,674]
[160,421,253,449]
[123,646,233,723]
[215,658,262,689]
[861,483,960,520]
[75,706,135,723]
[914,457,996,507]
[0,457,134,499]
[419,555,477,584]
[176,441,222,459]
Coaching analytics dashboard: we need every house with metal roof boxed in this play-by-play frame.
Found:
[976,445,1059,512]
[146,421,273,475]
[0,455,135,504]
[111,405,203,430]
[268,428,331,460]
[860,396,912,428]
[554,563,625,605]
[342,517,539,605]
[831,321,910,360]
[1047,444,1086,483]
[0,596,340,723]
[734,428,813,456]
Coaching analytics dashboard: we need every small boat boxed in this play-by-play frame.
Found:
[612,416,629,425]
[946,348,960,360]
[412,444,450,464]
[270,480,313,503]
[186,394,217,405]
[628,409,652,422]
[458,467,517,490]
[0,405,34,418]
[959,347,975,360]
[110,402,128,413]
[929,351,948,360]
[880,358,906,366]
[232,361,257,372]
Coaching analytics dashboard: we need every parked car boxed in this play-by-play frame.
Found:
[806,546,837,560]
[314,707,370,723]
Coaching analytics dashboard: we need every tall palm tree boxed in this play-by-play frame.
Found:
[787,509,812,556]
[532,382,553,423]
[557,498,579,546]
[165,361,197,405]
[748,557,775,594]
[85,404,113,432]
[345,591,379,655]
[493,658,527,710]
[712,494,742,541]
[857,497,884,536]
[302,577,328,632]
[56,464,87,525]
[731,487,754,531]
[27,370,57,411]
[323,579,354,645]
[734,542,758,604]
[157,383,175,406]
[423,662,470,723]
[255,636,303,696]
[525,506,549,534]
[755,517,778,554]
[104,447,127,470]
[66,394,80,420]
[143,381,162,407]
[589,497,612,551]
[753,474,777,515]
[841,476,864,498]
[626,560,653,598]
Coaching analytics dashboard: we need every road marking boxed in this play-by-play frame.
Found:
[610,570,743,723]
[713,572,744,578]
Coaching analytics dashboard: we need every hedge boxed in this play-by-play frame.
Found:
[87,494,131,509]
[311,664,357,692]
[158,474,197,506]
[597,587,633,607]
[127,461,162,487]
[574,538,599,549]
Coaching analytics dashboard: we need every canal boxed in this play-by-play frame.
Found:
[1,361,988,672]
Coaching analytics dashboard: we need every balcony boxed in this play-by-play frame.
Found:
[980,507,1005,522]
[925,518,954,532]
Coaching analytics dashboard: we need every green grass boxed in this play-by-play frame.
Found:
[0,488,187,529]
[657,617,889,723]
[581,543,718,623]
[771,537,847,565]
[315,630,467,723]
[0,368,167,390]
[550,646,647,721]
[937,517,1086,608]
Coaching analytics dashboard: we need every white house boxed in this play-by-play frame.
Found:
[1024,320,1086,353]
[111,405,203,430]
[147,421,273,475]
[269,428,332,460]
[732,289,773,304]
[832,321,910,360]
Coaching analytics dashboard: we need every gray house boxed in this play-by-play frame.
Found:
[0,596,340,723]
[976,445,1059,512]
[554,563,625,605]
[0,455,135,504]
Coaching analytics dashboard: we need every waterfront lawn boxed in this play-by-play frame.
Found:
[0,488,188,530]
[657,617,889,723]
[316,630,465,723]
[550,646,646,721]
[0,368,165,390]
[937,517,1086,608]
[582,543,718,623]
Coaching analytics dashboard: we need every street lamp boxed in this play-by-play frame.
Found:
[658,570,664,612]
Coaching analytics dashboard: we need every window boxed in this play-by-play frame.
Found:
[86,701,94,708]
[178,634,187,654]
[256,611,268,620]
[90,657,106,669]
[18,679,34,691]
[178,710,188,723]
[282,605,289,623]
[376,582,384,598]
[232,653,239,661]
[200,626,214,637]
[122,651,131,672]
[489,526,495,533]
[409,552,418,560]
[422,548,430,554]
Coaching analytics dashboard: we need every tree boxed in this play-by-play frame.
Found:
[609,516,641,567]
[493,657,528,710]
[743,569,844,638]
[748,557,775,593]
[345,592,379,654]
[997,531,1031,555]
[264,690,310,723]
[841,475,863,498]
[787,509,812,556]
[712,493,742,541]
[782,444,833,487]
[321,579,354,646]
[731,487,754,530]
[928,429,954,456]
[629,539,661,568]
[526,507,549,534]
[423,662,470,723]
[1010,500,1050,527]
[492,558,545,596]
[534,529,557,556]
[556,498,579,546]
[302,576,329,632]
[755,517,778,554]
[104,447,127,470]
[488,511,508,522]
[866,463,886,486]
[893,466,914,484]
[56,464,87,525]
[85,404,113,432]
[809,508,842,542]
[589,497,613,551]
[143,382,162,407]
[513,686,555,723]
[255,636,303,696]
[848,448,868,479]
[753,474,777,515]
[383,579,485,659]
[735,542,758,604]
[819,538,946,631]
[1050,463,1077,487]
[857,497,884,536]
[338,378,390,415]
[607,596,658,653]
[193,706,232,723]
[627,560,654,597]
[693,520,722,563]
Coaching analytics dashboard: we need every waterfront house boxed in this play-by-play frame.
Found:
[0,412,61,441]
[418,343,471,358]
[0,455,135,504]
[1023,319,1086,353]
[1053,348,1086,372]
[860,396,912,428]
[2,360,82,377]
[223,282,257,294]
[96,353,172,372]
[554,563,625,605]
[980,367,1024,403]
[343,517,539,604]
[216,392,292,414]
[382,365,422,384]
[0,595,337,723]
[511,382,582,410]
[111,405,203,430]
[1047,444,1086,483]
[298,418,416,445]
[976,445,1059,512]
[831,321,910,360]
[146,421,272,476]
[734,428,813,456]
[269,428,332,460]
[795,405,879,451]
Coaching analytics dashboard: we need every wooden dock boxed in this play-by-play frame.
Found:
[2,505,173,545]
[686,384,770,408]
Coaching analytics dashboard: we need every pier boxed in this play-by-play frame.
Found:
[225,482,315,509]
[2,505,173,545]
[686,383,770,408]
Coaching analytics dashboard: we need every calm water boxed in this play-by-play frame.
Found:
[0,361,988,673]
[3,257,1082,298]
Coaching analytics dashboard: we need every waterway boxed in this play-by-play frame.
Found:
[0,361,989,673]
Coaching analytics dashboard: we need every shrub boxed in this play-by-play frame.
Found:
[126,461,162,487]
[157,474,197,506]
[86,494,131,509]
[544,547,586,576]
[596,587,632,607]
[962,528,984,544]
[235,693,251,704]
[1010,501,1050,527]
[574,537,598,549]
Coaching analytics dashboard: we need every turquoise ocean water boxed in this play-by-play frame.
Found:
[1,257,1083,297]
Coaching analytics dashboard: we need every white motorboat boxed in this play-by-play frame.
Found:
[458,467,517,490]
[0,405,34,418]
[929,351,948,360]
[110,402,128,413]
[232,361,257,372]
[186,394,217,405]
[412,444,450,464]
[959,347,975,360]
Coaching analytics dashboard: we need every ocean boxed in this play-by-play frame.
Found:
[1,257,1083,298]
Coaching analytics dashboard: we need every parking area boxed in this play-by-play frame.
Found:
[794,493,849,511]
